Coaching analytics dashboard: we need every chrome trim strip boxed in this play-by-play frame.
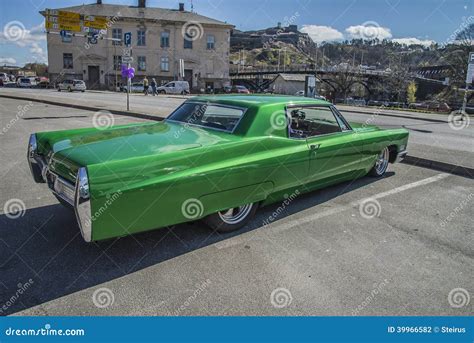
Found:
[74,167,92,242]
[395,149,407,163]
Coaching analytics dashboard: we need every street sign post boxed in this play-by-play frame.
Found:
[124,32,132,47]
[124,32,132,111]
[461,52,474,114]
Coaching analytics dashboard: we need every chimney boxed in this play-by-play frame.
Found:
[179,3,185,11]
[97,0,102,4]
[138,0,146,8]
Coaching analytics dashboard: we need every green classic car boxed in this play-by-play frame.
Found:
[27,95,408,242]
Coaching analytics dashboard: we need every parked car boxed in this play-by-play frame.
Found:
[409,101,451,112]
[17,78,33,88]
[231,85,250,94]
[367,100,389,107]
[156,81,190,95]
[0,72,9,82]
[57,79,86,92]
[295,90,305,96]
[27,95,408,242]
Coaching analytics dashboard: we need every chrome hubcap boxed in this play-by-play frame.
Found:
[375,147,389,174]
[218,204,253,225]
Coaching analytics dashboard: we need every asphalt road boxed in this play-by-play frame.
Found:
[0,98,472,316]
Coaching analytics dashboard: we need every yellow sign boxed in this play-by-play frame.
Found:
[58,10,80,20]
[84,15,108,29]
[45,16,81,32]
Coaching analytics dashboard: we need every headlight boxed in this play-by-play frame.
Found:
[75,167,92,242]
[27,134,45,183]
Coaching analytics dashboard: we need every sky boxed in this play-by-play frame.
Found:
[0,0,473,66]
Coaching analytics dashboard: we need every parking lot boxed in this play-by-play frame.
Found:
[0,97,472,316]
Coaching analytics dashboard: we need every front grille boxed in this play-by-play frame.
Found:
[47,171,75,205]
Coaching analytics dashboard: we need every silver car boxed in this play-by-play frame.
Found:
[58,79,86,92]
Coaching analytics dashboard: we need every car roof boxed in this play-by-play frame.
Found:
[189,94,331,108]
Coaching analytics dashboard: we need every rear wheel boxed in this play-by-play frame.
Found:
[68,87,72,92]
[369,146,389,177]
[204,203,257,233]
[159,90,166,94]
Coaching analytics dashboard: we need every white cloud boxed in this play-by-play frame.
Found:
[1,21,47,63]
[301,25,344,43]
[392,37,435,47]
[345,22,392,40]
[0,57,17,65]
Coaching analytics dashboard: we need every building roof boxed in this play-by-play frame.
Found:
[277,73,318,82]
[40,3,233,28]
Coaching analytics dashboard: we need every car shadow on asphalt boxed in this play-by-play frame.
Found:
[0,172,393,315]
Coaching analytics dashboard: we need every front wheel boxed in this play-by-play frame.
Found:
[369,146,389,177]
[204,203,258,232]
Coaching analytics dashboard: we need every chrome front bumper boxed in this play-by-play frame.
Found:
[27,134,92,242]
[395,149,407,163]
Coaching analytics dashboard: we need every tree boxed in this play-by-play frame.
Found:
[407,81,417,103]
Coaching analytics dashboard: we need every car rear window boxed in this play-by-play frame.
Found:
[167,102,246,133]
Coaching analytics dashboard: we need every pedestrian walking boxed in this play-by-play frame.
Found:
[151,78,157,96]
[143,76,149,95]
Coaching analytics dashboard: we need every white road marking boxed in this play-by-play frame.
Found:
[214,173,450,249]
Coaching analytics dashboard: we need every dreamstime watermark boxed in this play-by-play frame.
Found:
[5,324,85,337]
[359,198,381,219]
[440,192,473,227]
[352,105,385,137]
[442,15,474,47]
[168,279,212,315]
[174,102,209,139]
[3,20,26,42]
[356,21,383,41]
[1,101,34,135]
[84,191,123,227]
[181,198,204,219]
[448,112,470,131]
[92,110,115,130]
[270,287,293,308]
[0,279,34,315]
[92,287,115,308]
[84,12,122,49]
[262,190,300,226]
[262,12,300,49]
[448,288,470,308]
[181,21,204,41]
[3,198,26,219]
[269,109,291,131]
[352,279,390,315]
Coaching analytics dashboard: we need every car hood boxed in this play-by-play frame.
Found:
[45,121,234,179]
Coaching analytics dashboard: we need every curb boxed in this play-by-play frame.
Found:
[402,156,473,179]
[0,94,164,122]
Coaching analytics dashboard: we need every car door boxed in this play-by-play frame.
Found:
[287,105,366,186]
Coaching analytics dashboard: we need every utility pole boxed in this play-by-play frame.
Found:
[278,49,281,71]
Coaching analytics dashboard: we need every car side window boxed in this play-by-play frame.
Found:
[288,106,343,139]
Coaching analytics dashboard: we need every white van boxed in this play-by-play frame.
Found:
[156,81,190,95]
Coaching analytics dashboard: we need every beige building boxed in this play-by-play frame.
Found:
[41,0,233,91]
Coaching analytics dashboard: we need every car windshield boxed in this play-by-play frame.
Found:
[167,102,246,133]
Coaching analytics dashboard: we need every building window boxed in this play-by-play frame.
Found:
[160,56,169,71]
[113,55,122,70]
[112,28,122,45]
[63,53,73,69]
[138,56,146,71]
[137,30,146,46]
[61,31,72,43]
[161,31,170,48]
[184,33,193,49]
[207,35,215,49]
